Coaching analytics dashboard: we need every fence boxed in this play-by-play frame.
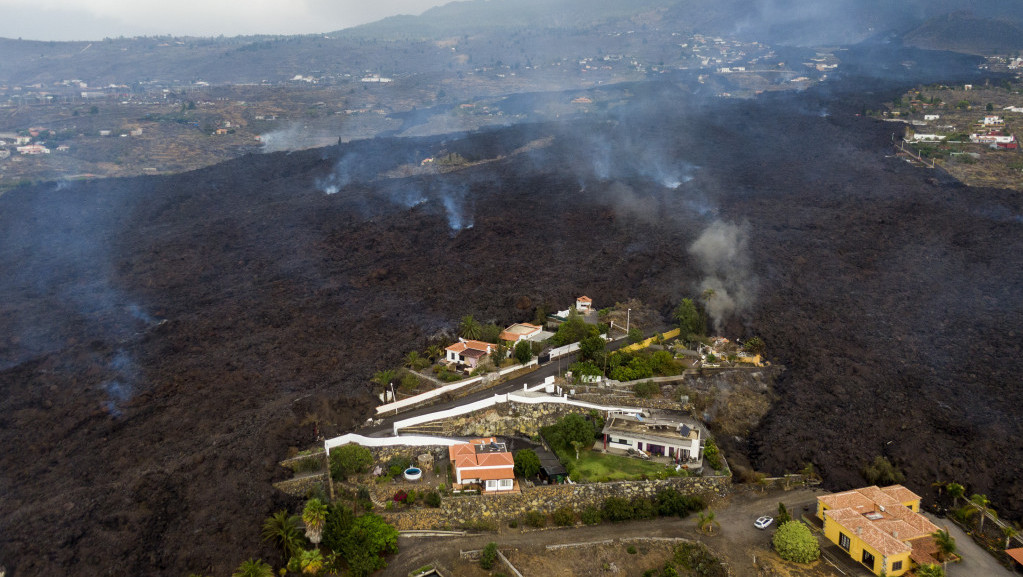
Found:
[324,433,464,454]
[620,328,681,353]
[375,359,538,415]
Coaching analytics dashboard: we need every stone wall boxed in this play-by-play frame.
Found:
[274,472,329,498]
[374,474,732,531]
[401,401,583,438]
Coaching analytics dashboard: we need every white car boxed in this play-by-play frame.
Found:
[754,516,774,530]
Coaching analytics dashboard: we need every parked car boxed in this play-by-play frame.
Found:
[754,516,774,529]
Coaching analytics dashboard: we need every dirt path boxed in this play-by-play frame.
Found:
[381,487,834,577]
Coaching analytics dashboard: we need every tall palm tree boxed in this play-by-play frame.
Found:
[424,344,443,362]
[945,482,965,507]
[932,527,956,570]
[232,558,274,577]
[459,315,482,340]
[968,493,996,532]
[697,510,719,534]
[262,511,303,558]
[1004,524,1020,549]
[915,563,945,577]
[404,351,422,369]
[302,498,328,546]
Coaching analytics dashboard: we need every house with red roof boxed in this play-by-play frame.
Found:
[498,322,543,344]
[444,339,496,369]
[448,437,516,493]
[576,295,593,312]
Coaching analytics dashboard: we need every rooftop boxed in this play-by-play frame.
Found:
[602,413,701,444]
[819,485,939,558]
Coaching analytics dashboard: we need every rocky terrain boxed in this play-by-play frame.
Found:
[2,44,1023,577]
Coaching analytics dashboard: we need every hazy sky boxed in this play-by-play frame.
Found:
[0,0,451,41]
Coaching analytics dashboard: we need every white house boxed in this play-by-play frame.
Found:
[970,131,1016,145]
[923,114,940,121]
[499,323,543,344]
[576,295,593,311]
[448,438,515,492]
[16,144,50,155]
[602,413,703,464]
[982,115,1004,126]
[444,339,496,369]
[911,134,945,142]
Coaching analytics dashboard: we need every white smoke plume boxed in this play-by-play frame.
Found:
[688,220,757,333]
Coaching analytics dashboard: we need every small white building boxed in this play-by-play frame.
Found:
[982,116,1004,126]
[923,114,940,121]
[16,144,50,155]
[911,134,946,142]
[576,295,593,312]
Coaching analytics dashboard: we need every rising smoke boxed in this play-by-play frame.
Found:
[688,220,757,333]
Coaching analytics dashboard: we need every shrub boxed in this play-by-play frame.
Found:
[627,545,637,555]
[672,543,727,577]
[329,444,373,481]
[863,456,905,485]
[423,491,441,508]
[393,490,408,503]
[289,456,324,474]
[480,542,498,570]
[630,496,657,520]
[508,519,518,528]
[656,488,705,518]
[703,439,723,471]
[602,497,634,522]
[581,506,602,525]
[524,510,546,528]
[772,521,820,563]
[552,506,576,526]
[514,449,542,479]
[633,381,661,398]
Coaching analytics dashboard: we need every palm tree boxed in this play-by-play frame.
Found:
[424,344,443,362]
[371,369,396,388]
[932,527,956,570]
[262,511,303,558]
[302,498,328,546]
[968,493,996,532]
[459,315,482,340]
[404,351,422,369]
[697,510,720,534]
[915,563,945,577]
[945,482,965,507]
[232,558,274,577]
[295,549,325,575]
[1003,524,1020,549]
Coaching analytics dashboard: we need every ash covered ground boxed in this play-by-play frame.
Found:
[1,50,1022,576]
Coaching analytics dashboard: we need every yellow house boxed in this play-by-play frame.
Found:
[817,485,940,576]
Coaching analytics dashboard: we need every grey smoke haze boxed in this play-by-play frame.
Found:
[688,220,757,333]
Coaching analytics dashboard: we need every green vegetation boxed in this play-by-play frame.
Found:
[261,511,303,559]
[552,309,600,346]
[607,348,684,382]
[772,521,820,563]
[633,381,661,398]
[777,502,791,525]
[581,505,602,525]
[329,444,373,482]
[667,542,728,577]
[600,490,705,523]
[524,510,546,527]
[514,448,541,478]
[673,298,706,341]
[553,506,577,526]
[301,498,328,546]
[743,336,766,356]
[570,450,675,482]
[480,542,499,569]
[697,510,719,534]
[862,456,905,485]
[231,559,273,577]
[916,564,945,577]
[703,439,723,471]
[514,339,533,364]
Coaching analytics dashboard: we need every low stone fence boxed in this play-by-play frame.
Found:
[374,474,731,530]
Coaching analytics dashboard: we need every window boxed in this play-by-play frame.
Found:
[499,479,513,488]
[861,549,875,570]
[485,480,498,490]
[891,561,903,572]
[839,533,850,551]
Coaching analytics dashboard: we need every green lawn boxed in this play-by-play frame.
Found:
[566,449,678,482]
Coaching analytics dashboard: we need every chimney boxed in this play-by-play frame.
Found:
[892,531,899,539]
[856,527,863,536]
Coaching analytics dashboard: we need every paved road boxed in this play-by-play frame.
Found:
[379,487,827,577]
[923,513,1017,577]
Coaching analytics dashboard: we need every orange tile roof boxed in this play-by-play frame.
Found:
[577,296,592,302]
[499,323,542,342]
[820,485,939,558]
[445,340,493,354]
[1007,547,1023,566]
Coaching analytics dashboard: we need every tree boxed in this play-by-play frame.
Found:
[986,102,994,112]
[480,542,498,570]
[424,344,443,362]
[744,336,766,356]
[627,327,644,343]
[232,559,274,577]
[302,498,328,546]
[340,513,399,577]
[777,502,792,525]
[262,511,303,559]
[673,298,705,338]
[772,521,820,563]
[578,334,607,365]
[697,510,720,534]
[916,564,945,577]
[459,315,482,340]
[290,549,325,575]
[932,527,956,569]
[404,351,425,370]
[863,456,905,485]
[968,494,995,532]
[514,340,532,364]
[945,482,964,506]
[1003,524,1019,549]
[569,360,601,383]
[570,440,584,460]
[329,444,373,481]
[371,369,396,388]
[321,503,355,553]
[514,449,541,479]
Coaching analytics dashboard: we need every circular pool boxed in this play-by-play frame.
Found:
[403,467,422,481]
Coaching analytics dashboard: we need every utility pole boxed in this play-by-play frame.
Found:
[626,308,631,333]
